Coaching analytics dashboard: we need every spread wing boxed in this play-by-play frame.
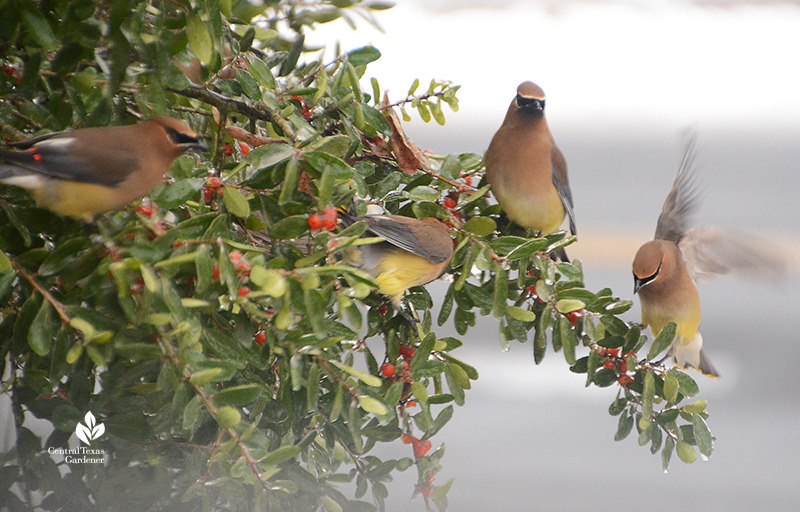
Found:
[655,136,701,243]
[679,226,795,283]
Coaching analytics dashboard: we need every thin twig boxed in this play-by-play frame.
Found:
[10,257,71,324]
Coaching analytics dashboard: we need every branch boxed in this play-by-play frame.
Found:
[168,84,296,142]
[10,257,71,324]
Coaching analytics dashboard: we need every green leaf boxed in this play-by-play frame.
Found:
[614,411,634,441]
[358,396,389,415]
[492,262,507,318]
[647,322,677,361]
[676,440,697,464]
[347,46,381,67]
[663,372,679,403]
[668,368,699,397]
[662,437,675,472]
[463,217,496,237]
[187,13,214,64]
[505,306,535,323]
[277,156,300,205]
[506,238,549,261]
[262,445,302,466]
[215,384,262,405]
[331,361,382,387]
[222,186,250,218]
[693,414,713,458]
[408,186,439,203]
[559,316,577,365]
[156,178,204,208]
[555,299,584,314]
[245,53,276,89]
[28,300,56,356]
[270,216,309,240]
[640,370,655,429]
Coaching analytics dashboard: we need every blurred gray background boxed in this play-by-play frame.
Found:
[309,0,800,510]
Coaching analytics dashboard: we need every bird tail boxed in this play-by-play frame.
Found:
[671,332,720,378]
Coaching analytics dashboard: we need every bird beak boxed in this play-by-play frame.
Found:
[633,277,643,294]
[187,140,209,154]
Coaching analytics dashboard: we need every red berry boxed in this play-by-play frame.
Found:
[607,348,620,358]
[603,360,615,370]
[308,214,324,231]
[254,331,266,346]
[414,439,431,457]
[380,363,396,378]
[401,360,410,374]
[207,177,223,188]
[320,208,338,230]
[405,400,417,407]
[443,197,456,209]
[212,265,220,280]
[239,143,250,156]
[238,287,250,297]
[203,188,214,202]
[377,305,388,316]
[136,205,152,216]
[224,143,233,157]
[463,176,473,187]
[565,309,585,326]
[618,375,635,387]
[401,433,414,445]
[619,361,628,373]
[399,345,415,359]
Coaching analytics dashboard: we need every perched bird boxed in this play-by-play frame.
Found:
[632,139,791,377]
[484,81,576,246]
[341,209,454,307]
[0,117,207,219]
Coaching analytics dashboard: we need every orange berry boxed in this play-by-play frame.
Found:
[398,345,415,359]
[308,214,324,231]
[443,197,456,209]
[603,360,615,370]
[239,143,250,156]
[414,439,431,457]
[238,287,250,297]
[380,363,396,378]
[618,375,635,387]
[224,143,233,157]
[607,348,620,357]
[254,331,266,346]
[401,433,413,445]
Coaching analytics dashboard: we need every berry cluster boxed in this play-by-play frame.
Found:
[401,433,432,458]
[308,207,338,231]
[598,347,637,386]
[203,177,224,202]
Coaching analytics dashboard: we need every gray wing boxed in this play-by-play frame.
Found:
[1,134,136,187]
[679,226,795,283]
[364,216,448,263]
[551,144,576,236]
[654,136,701,243]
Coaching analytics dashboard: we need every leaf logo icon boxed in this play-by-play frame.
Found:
[75,411,105,445]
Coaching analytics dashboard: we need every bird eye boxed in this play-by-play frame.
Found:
[168,128,200,146]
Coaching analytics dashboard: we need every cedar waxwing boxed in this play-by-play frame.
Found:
[341,210,454,306]
[0,117,207,219]
[632,139,791,377]
[484,81,576,244]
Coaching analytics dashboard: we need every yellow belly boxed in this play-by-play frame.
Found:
[493,180,565,234]
[373,250,443,304]
[35,181,130,219]
[641,301,701,345]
